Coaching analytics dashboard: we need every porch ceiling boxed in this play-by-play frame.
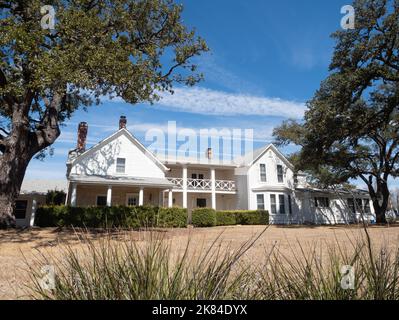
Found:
[69,174,175,189]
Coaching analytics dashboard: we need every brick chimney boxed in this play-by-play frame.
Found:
[76,122,88,151]
[119,116,127,130]
[206,148,213,160]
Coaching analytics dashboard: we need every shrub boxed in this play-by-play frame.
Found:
[157,208,188,228]
[35,205,188,229]
[216,211,237,226]
[191,208,216,227]
[235,210,269,225]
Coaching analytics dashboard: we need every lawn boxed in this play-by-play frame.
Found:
[1,225,399,300]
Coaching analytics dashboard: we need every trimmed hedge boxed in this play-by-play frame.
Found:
[35,205,188,229]
[191,208,217,227]
[192,209,269,227]
[235,210,269,225]
[215,211,237,226]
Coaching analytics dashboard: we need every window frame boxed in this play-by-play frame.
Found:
[279,194,286,214]
[116,157,126,174]
[315,197,330,208]
[277,165,284,183]
[96,195,107,207]
[259,164,267,182]
[126,193,139,207]
[270,194,277,214]
[14,200,28,219]
[257,194,265,210]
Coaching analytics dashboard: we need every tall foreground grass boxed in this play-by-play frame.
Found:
[26,227,399,300]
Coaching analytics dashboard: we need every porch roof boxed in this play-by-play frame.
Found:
[69,174,175,189]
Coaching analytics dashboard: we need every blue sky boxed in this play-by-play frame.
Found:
[25,0,398,189]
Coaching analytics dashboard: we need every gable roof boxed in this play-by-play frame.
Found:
[68,128,170,172]
[241,144,294,169]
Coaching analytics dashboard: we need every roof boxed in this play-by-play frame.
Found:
[69,175,175,188]
[295,187,370,196]
[67,128,170,172]
[20,180,68,195]
[235,144,294,168]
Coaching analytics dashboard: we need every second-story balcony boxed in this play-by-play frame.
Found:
[167,178,236,192]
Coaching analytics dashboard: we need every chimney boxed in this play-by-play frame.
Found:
[206,148,213,160]
[77,122,88,151]
[119,116,127,130]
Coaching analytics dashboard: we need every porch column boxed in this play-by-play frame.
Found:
[30,198,37,227]
[211,168,216,210]
[182,166,188,208]
[71,183,77,207]
[106,185,112,207]
[139,187,144,206]
[168,189,173,208]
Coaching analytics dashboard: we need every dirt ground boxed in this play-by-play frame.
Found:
[1,224,399,300]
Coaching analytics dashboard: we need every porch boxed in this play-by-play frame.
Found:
[67,175,176,208]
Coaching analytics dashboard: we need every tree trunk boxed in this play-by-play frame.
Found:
[0,148,30,228]
[371,183,390,224]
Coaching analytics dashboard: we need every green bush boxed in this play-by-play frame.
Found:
[157,207,188,228]
[216,211,237,226]
[35,205,188,229]
[191,208,216,227]
[235,210,269,225]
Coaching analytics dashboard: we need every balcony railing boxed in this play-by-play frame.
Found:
[167,178,236,192]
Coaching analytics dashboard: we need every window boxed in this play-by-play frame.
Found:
[196,198,207,208]
[116,158,126,173]
[96,195,107,206]
[260,164,267,182]
[356,199,363,212]
[279,195,286,214]
[257,194,265,210]
[364,199,371,213]
[14,200,28,219]
[270,194,277,214]
[198,174,204,180]
[315,197,330,208]
[288,195,293,215]
[192,173,197,179]
[348,198,355,213]
[126,194,138,206]
[277,165,284,183]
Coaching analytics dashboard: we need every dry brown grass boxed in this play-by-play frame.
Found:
[1,224,399,300]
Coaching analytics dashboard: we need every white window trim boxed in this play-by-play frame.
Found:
[126,193,139,206]
[259,164,267,183]
[116,157,126,175]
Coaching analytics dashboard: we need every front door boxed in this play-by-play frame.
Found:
[126,193,139,206]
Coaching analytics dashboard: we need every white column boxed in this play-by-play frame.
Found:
[30,198,37,227]
[71,183,77,207]
[106,185,112,207]
[182,166,188,208]
[211,168,216,210]
[168,189,173,208]
[139,187,144,206]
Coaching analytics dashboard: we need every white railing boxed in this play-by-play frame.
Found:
[167,178,236,192]
[188,178,212,190]
[215,180,236,192]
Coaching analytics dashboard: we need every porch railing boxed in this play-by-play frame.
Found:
[167,178,236,192]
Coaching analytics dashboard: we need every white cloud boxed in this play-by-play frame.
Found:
[154,87,305,118]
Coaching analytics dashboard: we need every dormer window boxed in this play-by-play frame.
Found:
[116,158,126,173]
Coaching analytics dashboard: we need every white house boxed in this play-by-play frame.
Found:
[62,116,375,225]
[15,179,67,227]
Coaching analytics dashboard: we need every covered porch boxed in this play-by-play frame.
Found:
[67,175,176,208]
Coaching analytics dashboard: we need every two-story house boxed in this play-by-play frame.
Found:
[64,116,375,225]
